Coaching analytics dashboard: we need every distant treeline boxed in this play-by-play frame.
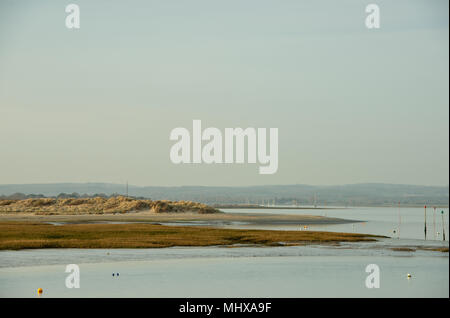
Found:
[0,183,448,207]
[0,192,147,200]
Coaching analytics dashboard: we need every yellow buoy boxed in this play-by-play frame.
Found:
[407,274,411,279]
[37,288,43,295]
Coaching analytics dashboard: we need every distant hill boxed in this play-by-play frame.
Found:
[0,183,447,207]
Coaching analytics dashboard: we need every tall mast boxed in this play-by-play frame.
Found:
[398,202,401,239]
[433,207,436,240]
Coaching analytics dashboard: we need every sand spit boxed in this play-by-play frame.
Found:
[0,196,218,214]
[0,209,358,226]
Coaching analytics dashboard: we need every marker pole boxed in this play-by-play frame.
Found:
[442,211,446,241]
[424,205,427,240]
[398,202,401,239]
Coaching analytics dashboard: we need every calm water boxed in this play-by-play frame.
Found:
[0,207,448,297]
[221,206,449,241]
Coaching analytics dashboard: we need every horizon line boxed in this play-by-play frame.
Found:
[0,182,448,188]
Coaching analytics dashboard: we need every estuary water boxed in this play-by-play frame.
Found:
[0,207,448,298]
[220,206,450,241]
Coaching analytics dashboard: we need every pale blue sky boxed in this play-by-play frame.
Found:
[0,0,448,186]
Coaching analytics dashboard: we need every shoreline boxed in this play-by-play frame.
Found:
[214,205,341,210]
[217,204,449,209]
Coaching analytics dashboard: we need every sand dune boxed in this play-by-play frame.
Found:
[0,196,219,215]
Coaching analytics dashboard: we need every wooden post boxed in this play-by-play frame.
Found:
[424,205,427,240]
[442,211,446,241]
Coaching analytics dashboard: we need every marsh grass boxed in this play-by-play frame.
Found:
[0,222,381,250]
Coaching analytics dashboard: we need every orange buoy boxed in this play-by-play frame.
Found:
[37,288,43,295]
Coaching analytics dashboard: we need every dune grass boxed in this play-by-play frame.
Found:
[0,196,219,214]
[0,222,381,250]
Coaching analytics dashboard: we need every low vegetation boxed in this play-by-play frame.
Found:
[390,246,448,253]
[0,196,219,215]
[0,222,381,250]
